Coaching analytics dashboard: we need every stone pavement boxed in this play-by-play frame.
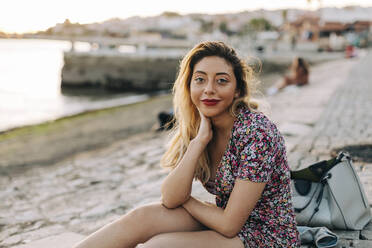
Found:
[291,51,372,248]
[287,50,372,171]
[0,53,370,247]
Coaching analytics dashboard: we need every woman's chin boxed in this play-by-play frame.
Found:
[198,108,215,117]
[199,109,224,119]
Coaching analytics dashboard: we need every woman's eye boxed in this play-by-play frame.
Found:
[194,77,204,83]
[217,78,228,84]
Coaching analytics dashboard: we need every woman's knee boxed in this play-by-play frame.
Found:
[112,203,168,243]
[121,203,165,225]
[115,202,203,242]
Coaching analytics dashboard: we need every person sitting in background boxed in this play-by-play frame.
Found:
[267,57,310,95]
[156,110,174,131]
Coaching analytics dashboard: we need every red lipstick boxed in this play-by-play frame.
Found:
[201,99,220,106]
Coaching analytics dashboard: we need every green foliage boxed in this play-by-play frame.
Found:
[161,11,181,17]
[63,19,72,26]
[239,22,252,36]
[282,10,288,23]
[200,20,214,33]
[248,18,273,31]
[218,21,235,36]
[219,22,228,33]
[45,27,53,35]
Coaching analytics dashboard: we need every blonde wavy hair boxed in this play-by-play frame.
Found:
[160,41,258,184]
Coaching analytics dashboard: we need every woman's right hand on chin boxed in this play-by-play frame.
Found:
[194,110,213,146]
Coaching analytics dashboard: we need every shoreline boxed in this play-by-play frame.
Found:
[0,91,167,136]
[0,53,331,136]
[0,93,151,135]
[0,94,173,172]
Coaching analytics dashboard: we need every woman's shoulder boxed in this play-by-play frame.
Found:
[234,107,281,142]
[235,107,276,131]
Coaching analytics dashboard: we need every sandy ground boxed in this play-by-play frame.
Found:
[0,57,359,247]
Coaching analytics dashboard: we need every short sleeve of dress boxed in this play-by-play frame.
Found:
[237,127,275,183]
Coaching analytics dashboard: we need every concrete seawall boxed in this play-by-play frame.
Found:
[60,51,296,92]
[60,49,343,94]
[61,52,181,92]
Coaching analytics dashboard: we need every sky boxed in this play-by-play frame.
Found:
[1,0,372,33]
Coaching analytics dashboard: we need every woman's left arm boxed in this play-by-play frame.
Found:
[182,179,266,238]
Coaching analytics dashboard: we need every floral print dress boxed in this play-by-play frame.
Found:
[204,106,300,247]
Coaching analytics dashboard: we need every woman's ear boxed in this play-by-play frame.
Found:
[234,90,240,98]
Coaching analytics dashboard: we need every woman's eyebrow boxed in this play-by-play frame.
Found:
[216,72,230,76]
[193,70,207,75]
[193,71,230,76]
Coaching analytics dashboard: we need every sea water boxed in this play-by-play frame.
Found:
[0,38,147,132]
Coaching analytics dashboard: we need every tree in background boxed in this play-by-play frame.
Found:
[282,10,288,24]
[239,17,274,37]
[199,20,214,33]
[248,18,273,31]
[218,21,235,36]
[161,11,181,18]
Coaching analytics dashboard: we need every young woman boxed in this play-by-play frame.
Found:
[267,57,310,95]
[73,41,300,248]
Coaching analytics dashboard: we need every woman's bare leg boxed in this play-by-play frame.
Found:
[141,230,244,248]
[73,203,206,248]
[277,76,293,90]
[267,76,292,95]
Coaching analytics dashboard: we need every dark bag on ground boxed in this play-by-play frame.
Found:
[291,152,371,230]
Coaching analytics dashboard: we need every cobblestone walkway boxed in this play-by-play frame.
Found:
[291,51,372,248]
[288,51,372,170]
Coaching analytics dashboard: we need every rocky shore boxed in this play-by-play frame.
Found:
[1,54,369,247]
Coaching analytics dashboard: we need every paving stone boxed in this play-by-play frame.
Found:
[1,234,22,246]
[13,232,85,248]
[346,239,372,248]
[12,210,44,224]
[361,229,372,240]
[293,52,372,247]
[0,226,19,242]
[335,239,356,248]
[333,230,360,240]
[298,156,318,169]
[279,122,313,137]
[288,152,305,170]
[362,221,372,231]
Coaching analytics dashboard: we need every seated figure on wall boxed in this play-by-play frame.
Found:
[267,57,310,95]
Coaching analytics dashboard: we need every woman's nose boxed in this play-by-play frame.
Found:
[204,80,215,95]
